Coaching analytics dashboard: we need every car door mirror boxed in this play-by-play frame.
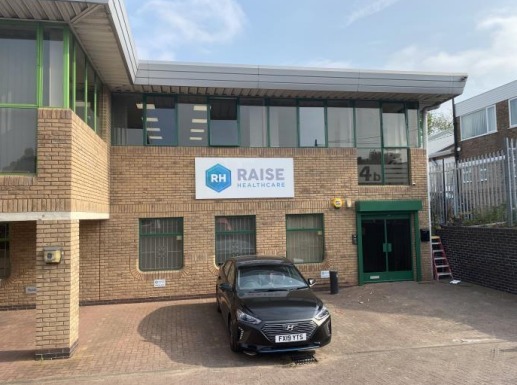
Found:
[308,278,316,287]
[218,282,232,292]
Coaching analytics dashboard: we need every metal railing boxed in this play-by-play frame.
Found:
[430,138,517,226]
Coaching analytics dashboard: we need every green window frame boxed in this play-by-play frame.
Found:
[356,101,415,185]
[139,218,183,271]
[215,216,256,265]
[286,214,324,264]
[0,223,10,279]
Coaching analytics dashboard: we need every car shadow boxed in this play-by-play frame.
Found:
[136,301,296,368]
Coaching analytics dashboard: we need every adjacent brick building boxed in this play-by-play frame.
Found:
[0,0,467,358]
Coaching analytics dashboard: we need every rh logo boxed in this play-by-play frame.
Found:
[206,164,231,192]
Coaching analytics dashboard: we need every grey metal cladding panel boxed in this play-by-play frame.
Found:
[256,74,360,87]
[135,76,261,89]
[106,0,138,80]
[139,61,260,75]
[359,70,467,82]
[137,70,260,83]
[258,66,361,79]
[257,81,359,93]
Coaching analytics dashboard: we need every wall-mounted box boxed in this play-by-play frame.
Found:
[43,247,62,264]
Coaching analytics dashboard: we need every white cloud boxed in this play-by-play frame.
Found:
[131,0,246,60]
[346,0,402,26]
[386,12,517,100]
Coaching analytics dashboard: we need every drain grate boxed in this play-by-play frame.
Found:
[288,353,318,365]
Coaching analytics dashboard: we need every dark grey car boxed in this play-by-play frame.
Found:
[216,256,332,354]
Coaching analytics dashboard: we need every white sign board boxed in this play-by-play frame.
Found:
[154,279,166,288]
[320,270,330,279]
[195,158,294,199]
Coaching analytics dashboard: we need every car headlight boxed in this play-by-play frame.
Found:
[236,309,262,325]
[314,306,330,322]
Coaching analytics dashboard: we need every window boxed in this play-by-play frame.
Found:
[42,27,64,107]
[178,96,208,146]
[111,94,143,145]
[209,98,238,146]
[510,98,517,128]
[215,216,256,265]
[286,214,324,264]
[327,100,354,147]
[0,25,37,105]
[299,100,326,147]
[145,96,177,146]
[356,102,411,185]
[139,218,183,271]
[0,108,37,173]
[461,106,496,140]
[0,223,9,279]
[239,98,267,147]
[269,99,297,147]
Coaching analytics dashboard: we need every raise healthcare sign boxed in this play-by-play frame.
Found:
[195,158,294,199]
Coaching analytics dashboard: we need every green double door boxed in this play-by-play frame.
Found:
[360,215,413,283]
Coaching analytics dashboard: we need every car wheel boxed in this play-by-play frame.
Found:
[228,318,241,352]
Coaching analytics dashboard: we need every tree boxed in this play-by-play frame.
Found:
[427,110,453,134]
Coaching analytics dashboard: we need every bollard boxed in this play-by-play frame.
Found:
[330,270,338,294]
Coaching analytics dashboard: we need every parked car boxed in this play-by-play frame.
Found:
[216,255,332,355]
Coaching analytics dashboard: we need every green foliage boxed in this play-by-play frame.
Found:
[427,110,453,134]
[456,205,507,226]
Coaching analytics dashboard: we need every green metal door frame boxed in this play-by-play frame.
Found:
[356,200,423,285]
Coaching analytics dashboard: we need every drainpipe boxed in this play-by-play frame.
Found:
[452,98,460,164]
[422,106,434,281]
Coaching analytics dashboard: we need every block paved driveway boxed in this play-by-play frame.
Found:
[1,281,516,385]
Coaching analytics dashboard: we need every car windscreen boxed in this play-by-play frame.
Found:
[236,264,308,291]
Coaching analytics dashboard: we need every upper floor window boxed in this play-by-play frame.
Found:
[461,106,496,140]
[509,97,517,128]
[139,218,183,271]
[0,223,10,279]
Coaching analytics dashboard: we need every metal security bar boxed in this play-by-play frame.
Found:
[215,216,256,265]
[286,214,324,263]
[139,218,183,271]
[429,138,517,226]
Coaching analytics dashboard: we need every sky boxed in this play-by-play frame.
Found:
[124,0,517,109]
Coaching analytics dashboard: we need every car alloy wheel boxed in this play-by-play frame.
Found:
[228,318,241,352]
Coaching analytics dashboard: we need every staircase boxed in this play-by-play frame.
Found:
[431,236,453,280]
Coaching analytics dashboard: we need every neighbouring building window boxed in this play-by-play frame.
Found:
[215,216,256,265]
[509,97,517,128]
[0,223,10,279]
[139,218,183,271]
[209,98,238,146]
[461,106,496,140]
[286,214,324,264]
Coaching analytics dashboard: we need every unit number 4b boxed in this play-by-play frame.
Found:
[359,166,381,182]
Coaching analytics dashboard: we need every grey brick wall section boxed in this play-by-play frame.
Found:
[436,227,517,294]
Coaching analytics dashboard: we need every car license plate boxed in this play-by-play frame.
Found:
[275,333,307,343]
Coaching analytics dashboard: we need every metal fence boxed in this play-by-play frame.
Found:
[429,138,517,226]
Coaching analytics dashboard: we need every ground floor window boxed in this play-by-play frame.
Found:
[215,216,256,265]
[0,223,9,279]
[139,218,183,271]
[286,214,324,263]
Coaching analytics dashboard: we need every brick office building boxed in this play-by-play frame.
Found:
[0,0,466,358]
